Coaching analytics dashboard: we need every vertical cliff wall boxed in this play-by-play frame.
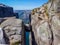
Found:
[31,0,60,45]
[0,4,14,18]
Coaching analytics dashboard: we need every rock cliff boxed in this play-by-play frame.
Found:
[31,0,60,45]
[0,17,25,45]
[0,4,14,18]
[0,4,26,45]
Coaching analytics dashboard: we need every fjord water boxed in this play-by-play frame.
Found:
[0,10,30,45]
[19,13,30,45]
[26,32,29,45]
[15,10,31,45]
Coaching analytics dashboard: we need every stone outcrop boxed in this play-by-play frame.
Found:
[31,0,60,45]
[0,17,25,45]
[0,4,14,18]
[31,4,52,45]
[29,32,32,45]
[0,4,26,45]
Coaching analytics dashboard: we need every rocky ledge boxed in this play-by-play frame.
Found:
[31,0,60,45]
[0,17,25,45]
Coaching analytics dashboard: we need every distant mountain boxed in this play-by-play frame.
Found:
[14,10,31,14]
[14,10,31,24]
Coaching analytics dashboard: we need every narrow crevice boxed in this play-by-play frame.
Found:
[30,26,37,45]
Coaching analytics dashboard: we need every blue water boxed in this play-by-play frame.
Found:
[19,16,30,45]
[14,10,31,45]
[26,32,29,45]
[19,16,29,45]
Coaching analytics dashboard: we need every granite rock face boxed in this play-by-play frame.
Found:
[0,18,25,45]
[29,32,32,45]
[48,0,60,45]
[31,0,60,45]
[31,4,52,45]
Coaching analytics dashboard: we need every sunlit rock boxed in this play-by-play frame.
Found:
[31,0,60,45]
[0,18,25,45]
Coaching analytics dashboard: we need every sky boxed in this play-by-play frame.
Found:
[0,0,48,10]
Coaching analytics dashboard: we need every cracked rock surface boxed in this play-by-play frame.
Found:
[0,18,25,45]
[31,0,60,45]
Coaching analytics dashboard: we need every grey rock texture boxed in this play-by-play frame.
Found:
[31,0,60,45]
[0,28,5,44]
[0,17,25,45]
[29,32,32,45]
